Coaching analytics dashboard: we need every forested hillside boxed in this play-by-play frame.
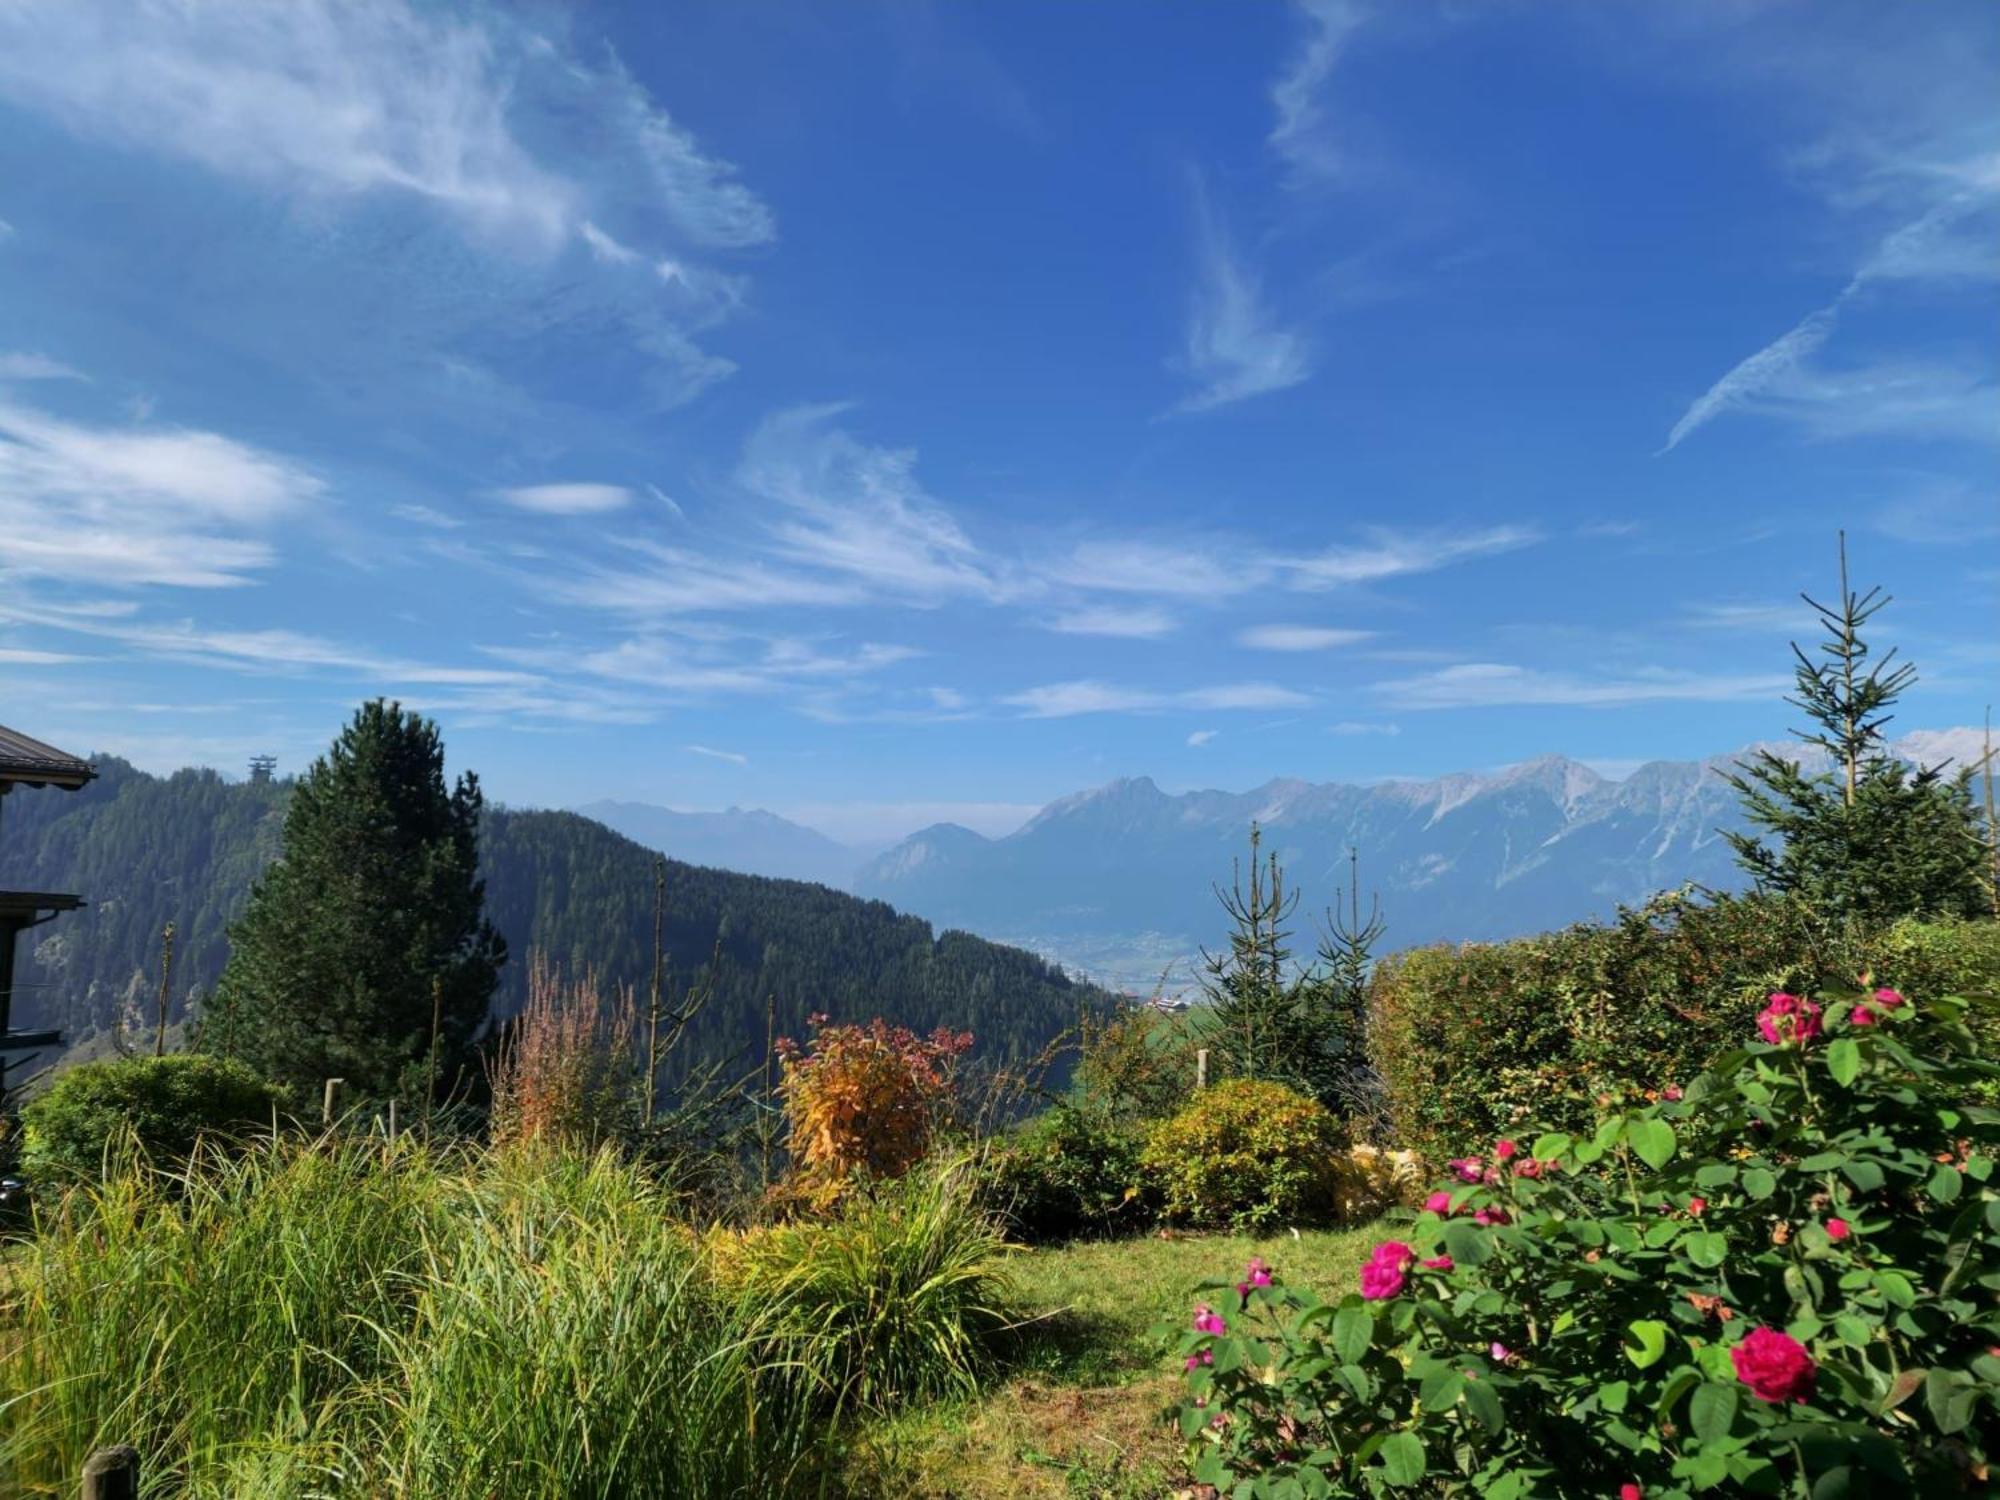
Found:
[0,759,1111,1084]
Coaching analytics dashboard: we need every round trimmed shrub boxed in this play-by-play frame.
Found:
[21,1054,289,1182]
[984,1104,1150,1242]
[1141,1078,1345,1230]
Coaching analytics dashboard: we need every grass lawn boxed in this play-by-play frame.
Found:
[844,1223,1381,1499]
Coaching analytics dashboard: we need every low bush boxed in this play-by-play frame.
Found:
[19,1052,289,1181]
[1141,1079,1346,1231]
[1075,1004,1205,1124]
[1165,979,1998,1496]
[1369,891,2000,1158]
[984,1103,1151,1242]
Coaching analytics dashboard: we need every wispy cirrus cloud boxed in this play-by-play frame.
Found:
[1170,188,1311,414]
[0,0,775,412]
[1268,0,1370,182]
[0,351,86,381]
[1288,525,1540,588]
[739,405,1010,603]
[1375,662,1787,710]
[0,397,321,586]
[1662,151,2000,452]
[686,743,748,765]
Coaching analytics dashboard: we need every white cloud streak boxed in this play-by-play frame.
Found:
[0,351,87,381]
[1238,624,1372,651]
[0,398,321,586]
[686,743,748,765]
[1004,679,1311,718]
[493,482,634,515]
[1375,662,1788,710]
[1046,604,1179,639]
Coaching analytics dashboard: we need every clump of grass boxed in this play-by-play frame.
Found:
[0,1134,442,1494]
[0,1136,1020,1497]
[732,1156,1018,1413]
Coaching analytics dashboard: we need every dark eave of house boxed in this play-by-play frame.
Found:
[0,724,95,792]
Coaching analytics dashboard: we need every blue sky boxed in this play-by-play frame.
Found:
[0,0,1994,845]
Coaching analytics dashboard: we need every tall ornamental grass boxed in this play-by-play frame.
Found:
[1,1135,1008,1496]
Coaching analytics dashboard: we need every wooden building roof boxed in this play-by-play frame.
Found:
[0,724,94,792]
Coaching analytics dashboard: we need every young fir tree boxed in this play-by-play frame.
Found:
[1200,827,1380,1114]
[1313,846,1385,1113]
[211,700,505,1101]
[1723,536,1992,927]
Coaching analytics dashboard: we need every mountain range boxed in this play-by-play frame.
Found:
[848,729,1992,991]
[576,799,861,888]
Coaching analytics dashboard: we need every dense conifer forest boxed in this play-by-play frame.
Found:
[0,757,1112,1085]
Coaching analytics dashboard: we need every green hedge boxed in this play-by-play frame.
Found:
[1368,891,2000,1160]
[21,1054,290,1182]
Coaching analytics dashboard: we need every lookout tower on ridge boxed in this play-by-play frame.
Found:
[249,754,277,784]
[0,723,95,1099]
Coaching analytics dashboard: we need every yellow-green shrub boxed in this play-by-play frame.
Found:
[1140,1078,1345,1231]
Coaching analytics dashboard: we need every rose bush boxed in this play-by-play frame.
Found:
[1162,982,1998,1495]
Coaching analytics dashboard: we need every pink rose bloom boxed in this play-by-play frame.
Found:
[1687,1197,1707,1217]
[1449,1158,1484,1183]
[1371,1241,1415,1270]
[1873,986,1906,1009]
[1192,1303,1226,1336]
[1359,1260,1406,1300]
[1425,1191,1454,1214]
[1473,1207,1510,1227]
[1493,1138,1519,1161]
[1183,1350,1214,1371]
[1757,992,1823,1047]
[1825,1217,1851,1241]
[1731,1327,1818,1404]
[1244,1256,1272,1288]
[1621,1486,1643,1500]
[1850,1004,1879,1027]
[1489,1342,1513,1363]
[1422,1254,1454,1271]
[1513,1158,1545,1179]
[1663,1086,1683,1102]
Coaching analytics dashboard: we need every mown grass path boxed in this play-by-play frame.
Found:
[845,1225,1380,1499]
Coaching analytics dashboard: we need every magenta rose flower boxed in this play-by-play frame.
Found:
[1757,992,1823,1046]
[1873,986,1906,1009]
[1425,1190,1455,1214]
[1422,1254,1454,1271]
[1449,1157,1483,1183]
[1731,1326,1818,1404]
[1359,1240,1415,1300]
[1192,1303,1226,1336]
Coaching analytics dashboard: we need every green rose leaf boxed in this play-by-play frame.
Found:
[1377,1431,1426,1486]
[1531,1131,1572,1161]
[1689,1381,1738,1441]
[1627,1118,1677,1170]
[1826,1037,1861,1087]
[1741,1167,1777,1200]
[1331,1306,1372,1366]
[1462,1375,1503,1433]
[1682,1229,1728,1269]
[1624,1319,1670,1369]
[1927,1164,1963,1203]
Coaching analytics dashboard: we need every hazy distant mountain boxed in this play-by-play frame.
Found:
[575,800,859,888]
[854,730,1991,991]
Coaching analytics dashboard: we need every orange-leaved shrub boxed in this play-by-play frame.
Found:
[776,1014,971,1194]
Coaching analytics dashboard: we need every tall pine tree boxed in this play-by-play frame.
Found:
[1723,537,1992,927]
[210,700,505,1100]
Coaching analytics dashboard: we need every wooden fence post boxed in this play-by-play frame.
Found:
[82,1445,139,1500]
[322,1077,344,1126]
[1195,1048,1209,1089]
